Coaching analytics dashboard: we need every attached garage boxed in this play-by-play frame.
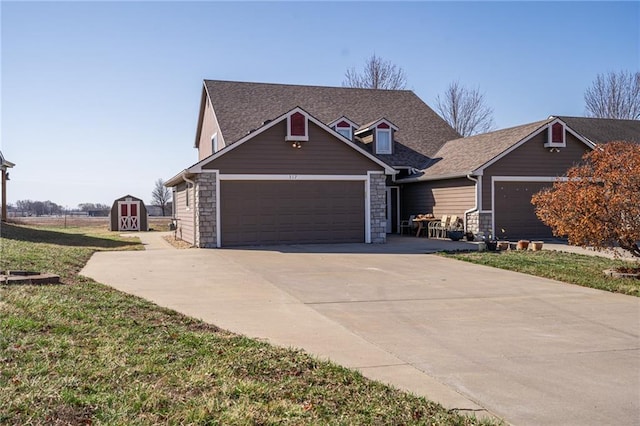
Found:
[220,180,365,246]
[494,181,553,240]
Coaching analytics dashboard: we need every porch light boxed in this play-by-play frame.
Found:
[291,141,302,149]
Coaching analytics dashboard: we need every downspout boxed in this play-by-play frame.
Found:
[464,174,479,233]
[181,171,197,247]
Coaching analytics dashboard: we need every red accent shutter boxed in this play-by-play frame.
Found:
[120,204,128,217]
[131,203,137,216]
[290,112,306,136]
[377,122,390,129]
[336,120,351,128]
[551,123,564,143]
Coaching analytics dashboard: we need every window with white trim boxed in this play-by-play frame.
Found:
[375,125,392,154]
[334,120,353,140]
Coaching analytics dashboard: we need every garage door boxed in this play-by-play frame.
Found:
[494,181,554,240]
[221,180,365,246]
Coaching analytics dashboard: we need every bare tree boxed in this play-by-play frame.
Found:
[435,81,495,137]
[151,178,171,216]
[342,54,407,90]
[584,70,640,119]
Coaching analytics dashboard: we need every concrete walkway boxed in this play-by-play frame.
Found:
[81,233,640,426]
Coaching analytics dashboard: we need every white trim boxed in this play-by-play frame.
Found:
[355,118,399,134]
[328,116,359,129]
[215,170,221,248]
[219,174,369,181]
[186,106,395,176]
[545,120,566,148]
[211,132,218,153]
[375,127,392,154]
[285,110,309,142]
[336,126,353,140]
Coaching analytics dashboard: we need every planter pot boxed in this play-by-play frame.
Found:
[477,242,487,251]
[486,241,497,251]
[497,241,510,251]
[531,241,544,251]
[516,240,530,251]
[447,230,464,241]
[465,232,475,241]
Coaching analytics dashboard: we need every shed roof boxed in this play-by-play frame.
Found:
[201,80,460,168]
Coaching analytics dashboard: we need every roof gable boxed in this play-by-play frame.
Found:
[201,80,460,168]
[554,116,640,145]
[188,106,395,175]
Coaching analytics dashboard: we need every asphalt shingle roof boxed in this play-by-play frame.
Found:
[203,80,460,168]
[555,116,640,144]
[416,119,554,179]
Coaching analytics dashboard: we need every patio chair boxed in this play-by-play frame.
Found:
[399,215,416,235]
[433,215,450,238]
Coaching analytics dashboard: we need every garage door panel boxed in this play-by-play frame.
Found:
[221,180,365,246]
[495,181,554,240]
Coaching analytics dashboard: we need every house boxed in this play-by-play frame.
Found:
[1,150,15,222]
[166,80,640,247]
[165,80,459,247]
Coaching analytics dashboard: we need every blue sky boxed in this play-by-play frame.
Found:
[2,1,638,208]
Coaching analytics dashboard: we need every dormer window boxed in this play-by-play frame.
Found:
[285,110,309,142]
[329,116,358,141]
[376,123,392,154]
[545,121,566,148]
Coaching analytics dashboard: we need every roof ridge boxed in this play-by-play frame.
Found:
[203,79,415,93]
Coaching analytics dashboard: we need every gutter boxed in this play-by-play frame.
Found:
[181,171,197,247]
[463,174,479,233]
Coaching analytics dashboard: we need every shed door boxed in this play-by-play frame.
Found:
[494,182,553,239]
[220,180,365,246]
[118,200,140,231]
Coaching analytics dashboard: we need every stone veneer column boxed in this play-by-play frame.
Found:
[369,173,387,244]
[465,210,493,239]
[194,172,217,248]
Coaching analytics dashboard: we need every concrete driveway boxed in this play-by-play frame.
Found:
[81,233,640,426]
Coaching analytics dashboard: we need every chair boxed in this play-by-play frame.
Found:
[448,215,462,231]
[399,215,415,235]
[434,215,450,238]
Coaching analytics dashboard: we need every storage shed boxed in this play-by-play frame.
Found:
[109,195,148,231]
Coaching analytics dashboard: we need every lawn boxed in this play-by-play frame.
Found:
[441,249,639,296]
[0,223,494,425]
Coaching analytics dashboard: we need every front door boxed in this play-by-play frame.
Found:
[385,187,400,233]
[118,200,140,231]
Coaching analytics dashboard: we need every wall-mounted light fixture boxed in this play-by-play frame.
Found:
[291,141,302,149]
[548,147,560,153]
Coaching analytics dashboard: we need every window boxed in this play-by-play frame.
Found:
[335,120,353,140]
[545,121,566,148]
[285,111,309,141]
[211,133,218,153]
[376,124,392,154]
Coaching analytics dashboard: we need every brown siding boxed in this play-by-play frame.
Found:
[204,121,384,174]
[481,131,591,211]
[197,99,221,161]
[401,178,475,219]
[174,183,195,245]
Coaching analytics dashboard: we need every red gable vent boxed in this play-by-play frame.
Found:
[377,122,390,129]
[290,112,306,137]
[336,120,351,128]
[551,122,564,143]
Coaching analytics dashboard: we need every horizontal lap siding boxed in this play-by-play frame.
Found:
[197,98,220,161]
[402,178,475,219]
[204,121,383,175]
[174,184,195,245]
[481,131,591,210]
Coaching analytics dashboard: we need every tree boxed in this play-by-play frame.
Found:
[342,54,407,90]
[584,70,640,119]
[531,141,640,258]
[151,178,171,216]
[435,81,495,137]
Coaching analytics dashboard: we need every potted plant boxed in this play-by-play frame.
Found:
[447,230,465,241]
[531,241,544,251]
[516,240,530,250]
[465,232,475,241]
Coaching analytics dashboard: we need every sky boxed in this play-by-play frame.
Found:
[1,1,638,208]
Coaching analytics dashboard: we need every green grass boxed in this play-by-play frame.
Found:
[0,223,494,425]
[441,250,639,296]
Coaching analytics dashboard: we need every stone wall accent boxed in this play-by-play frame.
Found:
[465,210,493,240]
[195,172,217,248]
[369,173,387,244]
